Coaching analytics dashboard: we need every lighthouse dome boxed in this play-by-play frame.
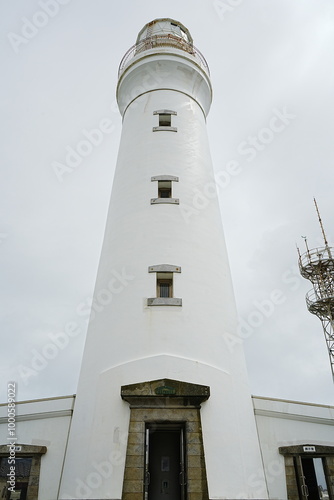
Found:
[136,18,193,45]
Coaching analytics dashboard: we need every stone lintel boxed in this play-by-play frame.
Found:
[151,175,179,182]
[0,444,47,456]
[121,379,210,408]
[152,126,177,132]
[148,264,181,273]
[153,109,177,115]
[150,198,179,204]
[147,297,182,306]
[279,444,334,456]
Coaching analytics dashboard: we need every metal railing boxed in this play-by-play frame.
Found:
[306,288,334,305]
[118,35,210,77]
[299,246,334,269]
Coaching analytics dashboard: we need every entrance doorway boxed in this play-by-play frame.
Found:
[295,456,330,500]
[144,423,186,500]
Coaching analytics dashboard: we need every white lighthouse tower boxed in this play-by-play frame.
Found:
[60,19,267,500]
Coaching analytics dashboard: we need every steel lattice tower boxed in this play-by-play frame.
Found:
[298,199,334,381]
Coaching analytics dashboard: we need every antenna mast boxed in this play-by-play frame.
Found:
[314,198,328,244]
[298,201,334,382]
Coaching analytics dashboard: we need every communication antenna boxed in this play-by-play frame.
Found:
[298,200,334,381]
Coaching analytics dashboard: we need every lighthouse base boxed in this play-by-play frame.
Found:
[121,379,210,500]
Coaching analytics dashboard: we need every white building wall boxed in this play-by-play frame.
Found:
[253,396,334,500]
[1,394,333,499]
[0,396,74,500]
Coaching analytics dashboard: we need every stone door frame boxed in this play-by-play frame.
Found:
[279,444,334,500]
[121,378,210,500]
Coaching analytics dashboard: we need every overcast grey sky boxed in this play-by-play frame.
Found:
[1,0,334,405]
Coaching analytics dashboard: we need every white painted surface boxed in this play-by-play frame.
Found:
[0,396,74,500]
[117,51,212,117]
[60,20,267,499]
[253,396,334,500]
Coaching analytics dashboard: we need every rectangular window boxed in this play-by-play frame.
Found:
[0,457,32,499]
[159,189,171,198]
[158,180,172,198]
[147,265,181,306]
[314,458,329,500]
[157,273,173,298]
[153,110,177,132]
[293,456,330,500]
[159,114,171,127]
[159,280,172,298]
[150,176,179,205]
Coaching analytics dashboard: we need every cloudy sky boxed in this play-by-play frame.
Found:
[1,0,334,405]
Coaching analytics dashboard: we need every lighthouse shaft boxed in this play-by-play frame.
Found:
[59,19,267,500]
